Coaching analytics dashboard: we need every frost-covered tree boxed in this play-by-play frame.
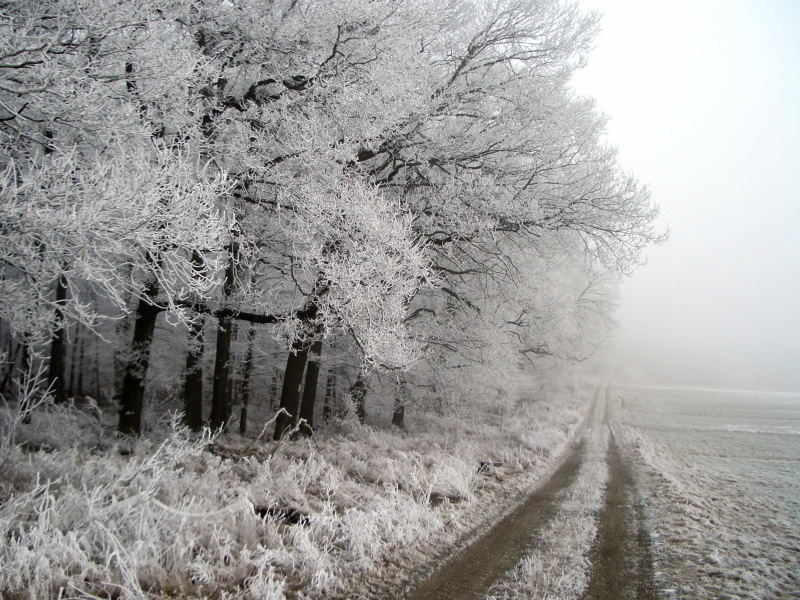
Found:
[155,0,439,433]
[176,0,661,431]
[337,0,662,413]
[0,1,230,420]
[1,0,662,435]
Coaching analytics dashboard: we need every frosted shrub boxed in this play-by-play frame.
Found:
[0,422,290,600]
[1,378,591,599]
[430,455,476,503]
[0,364,53,463]
[244,566,285,600]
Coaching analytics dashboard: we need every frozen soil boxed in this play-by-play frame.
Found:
[617,386,800,600]
[581,429,657,600]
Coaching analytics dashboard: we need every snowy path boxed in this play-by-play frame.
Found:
[581,428,657,600]
[403,439,586,599]
[401,394,599,600]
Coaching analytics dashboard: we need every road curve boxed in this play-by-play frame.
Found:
[402,392,601,600]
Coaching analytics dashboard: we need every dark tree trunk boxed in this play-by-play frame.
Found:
[271,285,322,441]
[269,372,278,410]
[20,342,32,377]
[273,340,310,441]
[228,321,239,418]
[118,280,160,435]
[210,314,232,430]
[75,334,86,397]
[350,374,367,425]
[47,274,68,404]
[238,325,256,435]
[392,377,407,428]
[209,240,239,431]
[112,266,135,401]
[296,339,323,437]
[183,315,205,431]
[67,325,79,397]
[392,399,405,429]
[322,367,337,423]
[182,250,207,431]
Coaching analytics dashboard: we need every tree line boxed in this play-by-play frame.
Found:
[0,0,662,439]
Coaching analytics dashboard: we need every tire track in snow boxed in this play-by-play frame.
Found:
[402,392,601,600]
[581,391,657,600]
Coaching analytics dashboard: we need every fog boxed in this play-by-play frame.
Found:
[574,0,800,391]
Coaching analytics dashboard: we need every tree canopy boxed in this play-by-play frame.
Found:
[0,0,663,433]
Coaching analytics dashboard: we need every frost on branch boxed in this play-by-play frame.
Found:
[279,172,431,370]
[0,0,231,343]
[0,146,229,342]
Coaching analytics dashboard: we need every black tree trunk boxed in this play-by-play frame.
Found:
[392,399,405,429]
[67,325,79,397]
[183,315,205,431]
[118,280,160,435]
[209,314,232,430]
[238,325,256,435]
[209,240,239,431]
[112,266,135,401]
[273,340,310,441]
[47,274,68,404]
[392,377,407,428]
[296,339,323,437]
[75,334,86,397]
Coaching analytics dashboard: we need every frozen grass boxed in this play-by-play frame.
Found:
[484,399,609,600]
[0,380,590,600]
[616,386,800,600]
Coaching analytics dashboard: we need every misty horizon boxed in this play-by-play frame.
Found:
[575,0,800,393]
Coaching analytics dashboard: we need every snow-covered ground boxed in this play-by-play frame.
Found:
[616,386,800,600]
[0,381,591,600]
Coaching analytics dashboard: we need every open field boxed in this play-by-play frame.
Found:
[616,386,800,600]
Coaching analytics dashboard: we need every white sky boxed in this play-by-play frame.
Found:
[572,0,800,391]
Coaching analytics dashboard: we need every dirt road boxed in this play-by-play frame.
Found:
[581,430,657,600]
[402,392,601,600]
[403,437,586,600]
[402,387,658,600]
